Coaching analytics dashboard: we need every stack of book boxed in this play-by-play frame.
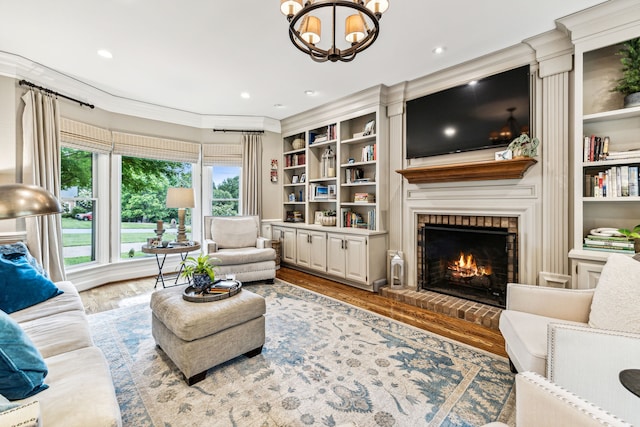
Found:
[584,165,639,197]
[583,233,635,253]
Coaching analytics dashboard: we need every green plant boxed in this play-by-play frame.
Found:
[618,224,640,240]
[179,252,218,281]
[507,134,540,158]
[612,38,640,96]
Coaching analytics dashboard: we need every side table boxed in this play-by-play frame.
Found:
[619,369,640,398]
[142,242,201,288]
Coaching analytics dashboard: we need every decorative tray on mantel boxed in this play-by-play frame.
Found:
[182,280,242,303]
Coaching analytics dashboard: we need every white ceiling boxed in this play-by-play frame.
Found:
[0,0,607,124]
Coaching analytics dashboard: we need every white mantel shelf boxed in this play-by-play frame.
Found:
[396,158,537,184]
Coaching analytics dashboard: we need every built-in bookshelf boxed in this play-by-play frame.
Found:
[280,109,386,232]
[569,27,640,287]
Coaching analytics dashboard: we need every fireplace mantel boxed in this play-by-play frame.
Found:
[396,158,537,184]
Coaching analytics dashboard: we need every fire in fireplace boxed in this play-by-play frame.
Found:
[418,224,517,308]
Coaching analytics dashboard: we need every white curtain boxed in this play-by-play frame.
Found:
[22,91,65,281]
[241,133,262,217]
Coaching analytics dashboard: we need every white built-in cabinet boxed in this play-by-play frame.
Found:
[272,224,387,291]
[567,9,640,288]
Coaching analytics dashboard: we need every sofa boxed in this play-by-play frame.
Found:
[203,215,276,283]
[0,243,121,426]
[499,253,640,425]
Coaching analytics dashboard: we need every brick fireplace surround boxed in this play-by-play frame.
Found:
[382,214,519,331]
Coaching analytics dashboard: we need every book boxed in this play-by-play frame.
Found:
[621,165,629,196]
[583,238,634,249]
[629,166,639,197]
[582,245,634,254]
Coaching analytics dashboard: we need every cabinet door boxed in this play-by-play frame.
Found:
[344,235,367,283]
[296,230,311,267]
[309,231,327,272]
[282,228,297,264]
[576,261,603,289]
[327,234,346,277]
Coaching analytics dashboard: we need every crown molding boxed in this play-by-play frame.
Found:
[0,51,281,133]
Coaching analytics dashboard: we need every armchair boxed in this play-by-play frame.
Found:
[499,253,640,425]
[483,371,632,427]
[203,216,276,284]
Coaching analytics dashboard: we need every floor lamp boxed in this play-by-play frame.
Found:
[166,187,195,243]
[0,184,63,219]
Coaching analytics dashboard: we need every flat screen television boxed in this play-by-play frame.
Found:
[406,65,531,159]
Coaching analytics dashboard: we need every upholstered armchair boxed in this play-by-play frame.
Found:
[499,253,640,425]
[203,216,276,284]
[483,371,632,427]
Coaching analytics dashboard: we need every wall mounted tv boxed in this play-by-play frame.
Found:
[406,65,531,159]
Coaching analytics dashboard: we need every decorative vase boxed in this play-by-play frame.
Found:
[292,138,305,150]
[322,216,336,226]
[624,92,640,108]
[192,273,211,290]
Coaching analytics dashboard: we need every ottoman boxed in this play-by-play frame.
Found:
[150,285,266,385]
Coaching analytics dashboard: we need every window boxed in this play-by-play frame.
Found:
[60,147,96,266]
[211,165,241,216]
[120,157,193,259]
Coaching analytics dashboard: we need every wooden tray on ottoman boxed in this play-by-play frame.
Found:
[182,280,242,302]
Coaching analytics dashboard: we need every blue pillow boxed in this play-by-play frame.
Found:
[0,243,48,278]
[0,310,49,400]
[0,254,63,314]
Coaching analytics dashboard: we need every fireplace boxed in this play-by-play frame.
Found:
[417,217,518,308]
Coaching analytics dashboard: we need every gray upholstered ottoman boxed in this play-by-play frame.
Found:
[150,285,266,385]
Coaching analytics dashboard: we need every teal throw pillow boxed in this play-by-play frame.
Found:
[0,310,49,400]
[0,243,47,278]
[0,253,62,314]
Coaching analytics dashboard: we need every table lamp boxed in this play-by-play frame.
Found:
[0,184,63,219]
[166,187,195,243]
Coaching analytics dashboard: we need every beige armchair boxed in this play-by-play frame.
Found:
[498,253,640,425]
[203,216,276,284]
[483,371,632,427]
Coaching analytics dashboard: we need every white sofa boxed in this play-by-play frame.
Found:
[7,280,122,426]
[204,215,276,283]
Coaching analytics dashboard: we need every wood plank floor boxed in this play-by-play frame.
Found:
[79,267,506,358]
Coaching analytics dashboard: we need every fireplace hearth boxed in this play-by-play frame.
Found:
[418,223,517,308]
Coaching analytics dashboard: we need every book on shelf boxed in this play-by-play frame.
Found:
[354,192,375,203]
[584,165,639,198]
[582,245,634,254]
[583,238,634,249]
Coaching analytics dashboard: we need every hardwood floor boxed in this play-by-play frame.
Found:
[79,267,506,358]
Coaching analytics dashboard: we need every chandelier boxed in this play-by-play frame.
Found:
[280,0,389,63]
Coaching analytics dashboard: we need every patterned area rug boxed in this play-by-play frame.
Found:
[88,280,515,427]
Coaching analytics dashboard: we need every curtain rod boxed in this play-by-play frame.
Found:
[19,80,95,109]
[212,129,264,134]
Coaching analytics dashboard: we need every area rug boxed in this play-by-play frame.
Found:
[88,280,515,427]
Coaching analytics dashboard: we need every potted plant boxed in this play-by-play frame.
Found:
[179,252,218,289]
[322,210,336,226]
[618,224,640,253]
[612,37,640,108]
[507,134,540,158]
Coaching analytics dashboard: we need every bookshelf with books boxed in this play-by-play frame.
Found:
[275,99,388,291]
[569,23,640,288]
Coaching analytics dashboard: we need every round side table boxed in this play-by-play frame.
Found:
[142,242,201,288]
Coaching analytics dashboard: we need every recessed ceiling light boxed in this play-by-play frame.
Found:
[432,46,446,55]
[97,49,113,59]
[274,104,285,108]
[240,92,251,99]
[304,90,316,96]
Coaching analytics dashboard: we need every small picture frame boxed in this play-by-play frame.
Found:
[300,173,306,183]
[288,193,296,202]
[328,184,337,199]
[363,119,375,136]
[292,175,299,184]
[314,211,323,225]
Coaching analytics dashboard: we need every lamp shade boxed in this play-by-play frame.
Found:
[365,0,389,15]
[280,0,302,16]
[0,184,63,219]
[300,15,321,44]
[345,14,366,44]
[165,187,195,209]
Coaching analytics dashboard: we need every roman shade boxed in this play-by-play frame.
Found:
[112,132,200,163]
[60,118,112,154]
[202,143,242,167]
